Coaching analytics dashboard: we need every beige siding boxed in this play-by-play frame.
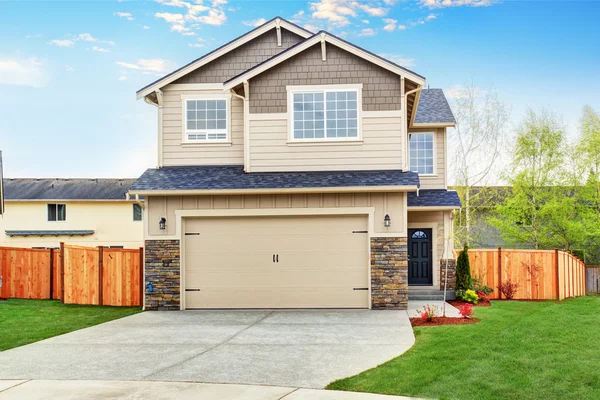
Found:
[173,28,303,84]
[162,90,244,166]
[147,192,406,237]
[249,44,402,113]
[409,127,446,189]
[248,114,402,172]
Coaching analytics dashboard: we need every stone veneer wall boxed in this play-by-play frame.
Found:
[440,259,456,291]
[145,240,181,311]
[370,237,408,310]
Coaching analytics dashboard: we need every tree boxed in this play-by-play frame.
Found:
[455,243,472,293]
[490,109,566,249]
[449,85,509,246]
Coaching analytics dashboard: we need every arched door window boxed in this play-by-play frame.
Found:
[411,230,428,239]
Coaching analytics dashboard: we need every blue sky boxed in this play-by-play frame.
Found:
[0,0,598,182]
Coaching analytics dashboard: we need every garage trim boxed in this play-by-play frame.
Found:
[176,207,379,310]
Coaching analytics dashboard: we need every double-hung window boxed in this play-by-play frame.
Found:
[133,204,143,221]
[185,98,228,142]
[291,88,359,140]
[409,132,434,175]
[48,204,66,222]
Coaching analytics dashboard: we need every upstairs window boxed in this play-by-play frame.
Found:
[48,204,66,222]
[291,89,359,140]
[185,99,228,142]
[409,132,434,175]
[133,204,143,221]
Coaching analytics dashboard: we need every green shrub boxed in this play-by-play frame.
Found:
[455,243,472,295]
[463,289,479,304]
[471,278,494,296]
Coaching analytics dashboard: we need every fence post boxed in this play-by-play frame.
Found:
[555,248,560,300]
[49,248,54,300]
[98,246,104,306]
[497,246,502,299]
[60,242,65,302]
[139,247,144,308]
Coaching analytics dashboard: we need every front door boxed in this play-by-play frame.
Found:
[408,228,433,285]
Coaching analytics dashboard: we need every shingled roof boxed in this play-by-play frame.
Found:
[414,89,456,125]
[3,178,137,201]
[407,189,461,208]
[130,165,420,192]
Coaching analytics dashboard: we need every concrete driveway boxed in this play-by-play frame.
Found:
[0,310,414,389]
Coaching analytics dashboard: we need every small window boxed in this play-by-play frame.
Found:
[409,132,434,175]
[411,230,428,239]
[185,98,228,142]
[291,90,359,140]
[133,204,143,221]
[48,204,66,222]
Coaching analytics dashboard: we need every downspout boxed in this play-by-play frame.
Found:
[403,86,422,172]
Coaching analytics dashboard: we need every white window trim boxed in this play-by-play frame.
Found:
[47,203,67,222]
[408,131,436,176]
[133,204,143,222]
[286,84,363,143]
[181,93,232,145]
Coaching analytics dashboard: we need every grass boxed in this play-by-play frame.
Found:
[328,297,600,400]
[0,299,142,351]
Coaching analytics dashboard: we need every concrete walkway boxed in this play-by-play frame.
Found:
[407,301,461,318]
[0,310,415,389]
[0,380,422,399]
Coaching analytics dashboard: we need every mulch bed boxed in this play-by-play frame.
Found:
[410,317,480,327]
[448,300,492,308]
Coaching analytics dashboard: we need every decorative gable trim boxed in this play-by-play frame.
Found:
[136,17,312,100]
[223,31,426,90]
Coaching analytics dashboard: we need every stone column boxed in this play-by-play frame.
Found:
[145,240,181,311]
[370,237,408,310]
[440,259,457,291]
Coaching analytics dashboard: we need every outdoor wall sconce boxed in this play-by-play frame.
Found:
[159,217,166,230]
[384,214,391,227]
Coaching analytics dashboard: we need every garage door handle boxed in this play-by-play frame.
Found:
[276,254,279,263]
[273,254,275,263]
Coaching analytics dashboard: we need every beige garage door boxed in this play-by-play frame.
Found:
[184,215,369,309]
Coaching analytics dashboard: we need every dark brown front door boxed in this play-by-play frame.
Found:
[408,228,433,285]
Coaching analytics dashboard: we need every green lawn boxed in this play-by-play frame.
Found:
[0,299,142,351]
[328,297,600,400]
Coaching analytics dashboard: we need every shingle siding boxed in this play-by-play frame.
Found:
[249,43,402,113]
[173,29,303,84]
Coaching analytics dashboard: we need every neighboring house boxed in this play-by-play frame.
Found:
[0,178,144,249]
[130,17,460,311]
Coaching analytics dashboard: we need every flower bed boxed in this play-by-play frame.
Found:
[410,317,480,327]
[449,299,492,308]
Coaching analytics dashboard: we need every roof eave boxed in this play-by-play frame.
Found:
[136,18,313,100]
[411,122,456,128]
[129,185,419,196]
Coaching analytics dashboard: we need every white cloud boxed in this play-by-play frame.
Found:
[359,28,376,36]
[243,18,267,27]
[378,53,415,67]
[154,0,227,31]
[310,0,357,27]
[65,64,74,72]
[397,24,407,30]
[0,58,47,88]
[143,25,150,29]
[189,9,226,25]
[383,0,398,4]
[188,43,205,48]
[420,0,493,8]
[77,33,115,45]
[92,46,110,53]
[212,0,227,6]
[155,12,185,24]
[182,31,196,36]
[303,24,320,33]
[116,59,173,73]
[25,34,42,39]
[171,23,190,32]
[426,13,437,20]
[118,75,128,81]
[48,39,75,47]
[362,19,370,24]
[352,2,388,17]
[115,12,134,21]
[383,18,396,31]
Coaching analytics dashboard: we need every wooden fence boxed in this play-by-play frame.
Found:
[463,248,586,300]
[0,244,143,306]
[587,267,600,294]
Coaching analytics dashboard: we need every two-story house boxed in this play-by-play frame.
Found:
[130,17,460,311]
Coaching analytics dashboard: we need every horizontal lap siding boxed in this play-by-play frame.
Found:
[162,90,244,166]
[249,116,402,172]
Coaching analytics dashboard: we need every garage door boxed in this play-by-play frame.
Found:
[184,215,369,309]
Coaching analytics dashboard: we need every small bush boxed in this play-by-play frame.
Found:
[417,304,438,322]
[477,290,490,302]
[471,278,494,296]
[498,280,519,299]
[458,303,474,318]
[463,289,479,304]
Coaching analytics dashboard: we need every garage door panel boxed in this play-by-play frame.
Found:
[184,215,369,309]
